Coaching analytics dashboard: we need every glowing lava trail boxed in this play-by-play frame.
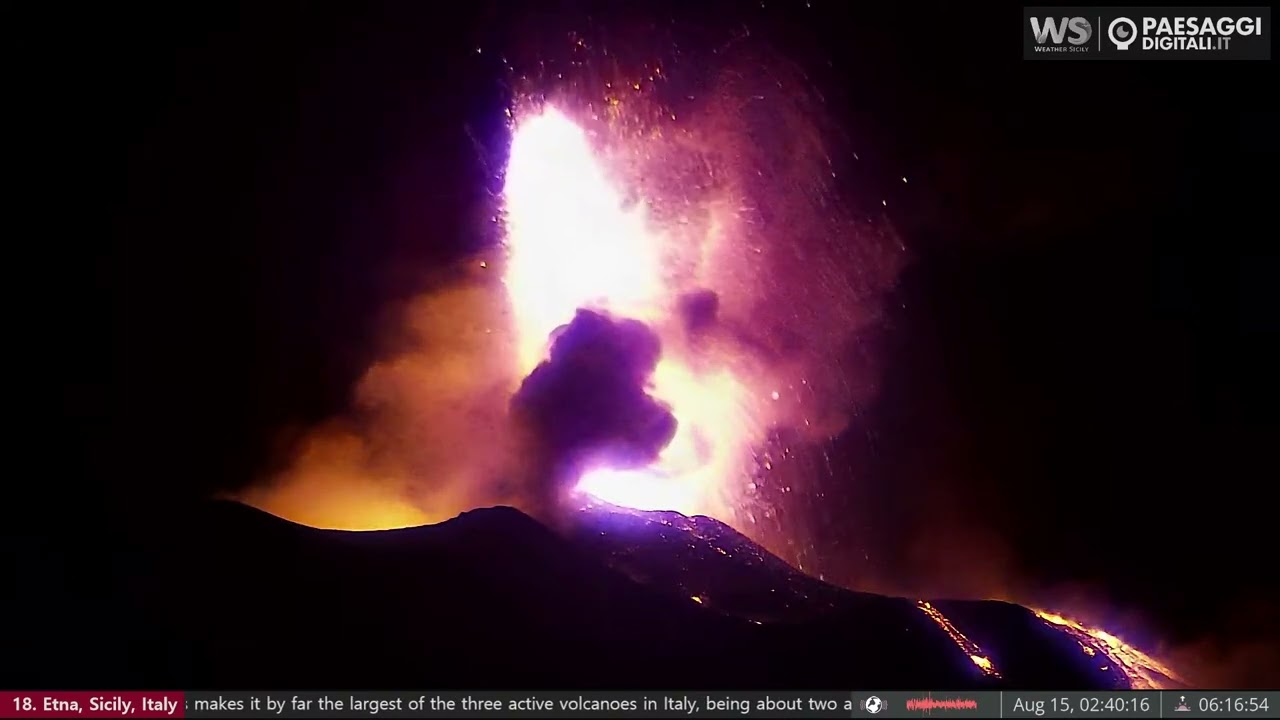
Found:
[917,601,1000,678]
[1034,609,1186,689]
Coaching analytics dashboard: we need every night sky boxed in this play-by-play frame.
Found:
[40,1,1278,685]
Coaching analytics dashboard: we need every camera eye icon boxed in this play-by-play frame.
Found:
[1108,17,1137,49]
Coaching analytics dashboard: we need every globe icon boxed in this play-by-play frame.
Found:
[864,696,883,714]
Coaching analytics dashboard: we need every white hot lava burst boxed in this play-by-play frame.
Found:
[502,106,764,517]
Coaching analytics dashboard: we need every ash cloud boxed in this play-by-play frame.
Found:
[511,309,677,514]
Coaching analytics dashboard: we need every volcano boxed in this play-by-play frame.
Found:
[63,501,1179,690]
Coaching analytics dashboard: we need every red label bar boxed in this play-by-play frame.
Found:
[0,692,184,718]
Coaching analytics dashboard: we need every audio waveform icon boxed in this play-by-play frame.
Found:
[905,696,979,713]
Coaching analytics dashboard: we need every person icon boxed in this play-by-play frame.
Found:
[1174,696,1190,712]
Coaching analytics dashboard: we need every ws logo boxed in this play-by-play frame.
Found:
[1029,16,1093,48]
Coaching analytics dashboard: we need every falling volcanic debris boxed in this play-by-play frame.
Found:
[243,34,907,555]
[496,57,911,535]
[501,103,766,522]
[234,31,1192,689]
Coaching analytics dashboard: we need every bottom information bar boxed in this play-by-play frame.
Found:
[1,690,1275,718]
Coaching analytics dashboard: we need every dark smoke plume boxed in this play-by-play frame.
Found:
[676,290,720,336]
[510,309,677,515]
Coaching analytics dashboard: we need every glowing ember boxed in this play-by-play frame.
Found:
[917,601,1000,678]
[1033,609,1185,689]
[503,105,758,516]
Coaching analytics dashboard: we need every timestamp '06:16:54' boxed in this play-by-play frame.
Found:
[1196,697,1271,714]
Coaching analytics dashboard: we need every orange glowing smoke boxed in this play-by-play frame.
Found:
[239,270,521,530]
[1033,609,1187,689]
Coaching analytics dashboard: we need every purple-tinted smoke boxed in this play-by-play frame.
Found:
[510,309,678,512]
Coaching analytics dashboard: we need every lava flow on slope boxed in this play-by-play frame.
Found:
[1032,610,1186,689]
[570,501,1184,689]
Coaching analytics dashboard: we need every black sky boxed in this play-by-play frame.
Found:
[37,0,1278,684]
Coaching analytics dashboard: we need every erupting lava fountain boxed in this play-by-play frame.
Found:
[502,106,768,518]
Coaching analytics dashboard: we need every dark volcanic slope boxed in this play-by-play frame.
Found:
[105,501,1145,688]
[571,504,1151,689]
